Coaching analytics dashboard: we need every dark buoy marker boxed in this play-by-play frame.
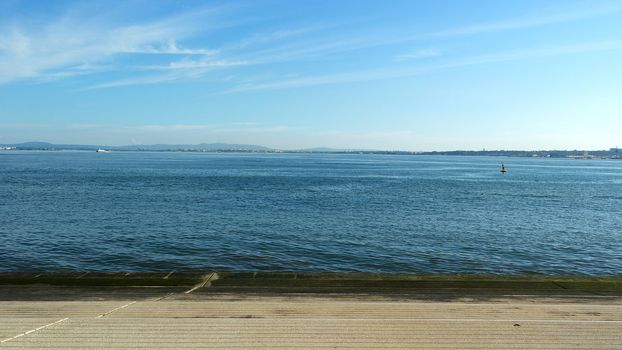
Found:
[500,163,507,173]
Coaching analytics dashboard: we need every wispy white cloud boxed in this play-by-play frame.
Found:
[1,1,621,89]
[84,75,181,90]
[316,129,416,139]
[216,125,293,133]
[230,122,260,126]
[427,4,622,38]
[84,58,249,89]
[126,40,217,55]
[228,41,622,92]
[0,123,49,129]
[228,70,390,92]
[233,3,622,66]
[236,36,372,64]
[442,40,622,66]
[127,124,213,132]
[117,123,295,136]
[64,123,108,130]
[396,48,441,61]
[160,58,248,70]
[0,5,228,83]
[225,25,330,51]
[37,63,114,82]
[0,122,302,146]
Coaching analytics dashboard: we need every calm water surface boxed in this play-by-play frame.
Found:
[1,151,621,274]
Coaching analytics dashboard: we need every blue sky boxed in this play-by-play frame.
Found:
[1,0,621,150]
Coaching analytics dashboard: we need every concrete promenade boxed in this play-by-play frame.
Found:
[1,273,621,349]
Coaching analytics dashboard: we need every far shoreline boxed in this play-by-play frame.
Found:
[2,144,621,159]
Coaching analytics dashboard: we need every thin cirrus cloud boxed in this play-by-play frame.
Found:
[1,2,621,90]
[89,2,622,90]
[154,58,249,71]
[3,123,290,134]
[236,2,622,67]
[84,59,250,90]
[127,124,213,132]
[123,124,292,134]
[125,40,217,56]
[0,4,230,83]
[227,40,622,93]
[395,49,441,61]
[426,3,622,38]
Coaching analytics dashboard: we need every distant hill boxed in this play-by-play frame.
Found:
[299,147,375,153]
[5,142,105,150]
[2,142,620,158]
[1,142,272,152]
[115,143,272,151]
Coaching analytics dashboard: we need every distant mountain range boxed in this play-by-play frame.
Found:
[0,142,374,153]
[301,147,374,152]
[1,142,620,158]
[1,141,272,152]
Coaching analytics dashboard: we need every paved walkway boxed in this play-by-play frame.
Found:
[0,272,622,349]
[1,282,621,349]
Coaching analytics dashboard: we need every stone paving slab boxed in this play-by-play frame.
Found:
[2,318,621,349]
[108,299,622,321]
[0,301,141,318]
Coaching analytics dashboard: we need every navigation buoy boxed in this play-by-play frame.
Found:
[500,163,507,173]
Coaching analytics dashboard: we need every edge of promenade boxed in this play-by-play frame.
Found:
[2,272,622,298]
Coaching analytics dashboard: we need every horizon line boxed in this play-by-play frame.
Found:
[1,141,619,154]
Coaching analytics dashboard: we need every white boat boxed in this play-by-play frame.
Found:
[96,149,110,153]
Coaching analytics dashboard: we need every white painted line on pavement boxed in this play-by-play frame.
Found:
[1,318,68,343]
[97,301,137,318]
[185,273,216,294]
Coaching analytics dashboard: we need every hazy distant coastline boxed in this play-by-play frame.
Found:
[1,141,620,159]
